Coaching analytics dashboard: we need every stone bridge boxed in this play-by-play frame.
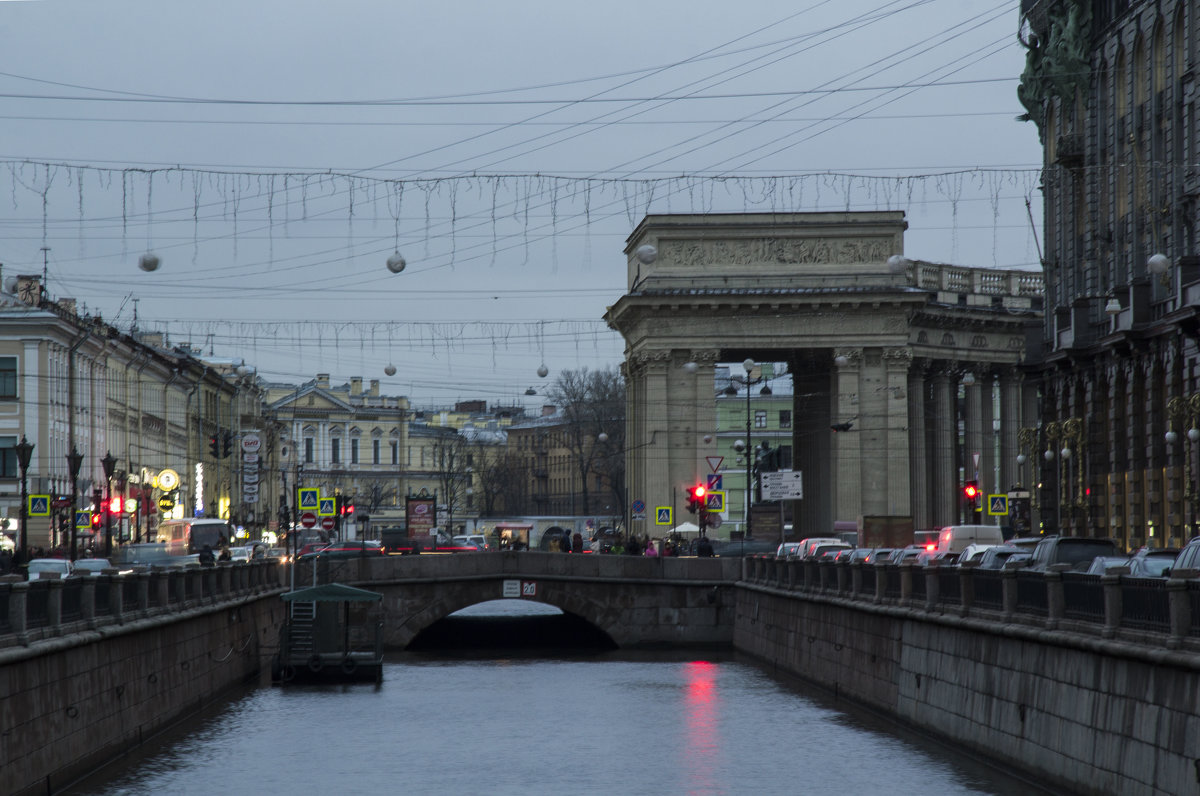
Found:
[301,552,741,648]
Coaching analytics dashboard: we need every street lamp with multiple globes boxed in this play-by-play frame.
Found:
[101,451,118,557]
[723,358,772,539]
[14,435,34,567]
[66,445,83,561]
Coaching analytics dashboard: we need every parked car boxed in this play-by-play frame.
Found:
[975,545,1026,570]
[889,546,924,566]
[775,542,803,559]
[454,535,492,552]
[1084,556,1131,576]
[835,548,872,564]
[810,542,852,561]
[1005,537,1043,552]
[957,544,999,565]
[796,537,844,559]
[1028,536,1119,572]
[300,540,385,560]
[864,548,895,564]
[72,558,114,576]
[918,550,960,567]
[1172,536,1200,572]
[1128,557,1174,578]
[27,558,73,579]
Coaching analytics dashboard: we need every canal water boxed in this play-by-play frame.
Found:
[68,601,1059,796]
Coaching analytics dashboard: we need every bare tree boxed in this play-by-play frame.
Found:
[475,448,529,516]
[430,430,470,533]
[547,365,625,516]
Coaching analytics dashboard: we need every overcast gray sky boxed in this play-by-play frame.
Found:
[0,0,1041,406]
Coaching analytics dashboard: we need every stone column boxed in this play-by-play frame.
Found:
[908,361,930,529]
[1000,367,1022,493]
[832,348,863,522]
[883,348,913,518]
[963,366,985,517]
[932,368,956,525]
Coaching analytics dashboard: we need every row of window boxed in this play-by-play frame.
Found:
[303,437,400,466]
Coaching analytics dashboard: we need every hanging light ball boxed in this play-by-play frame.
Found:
[634,244,658,265]
[1188,428,1200,443]
[598,432,609,443]
[1165,430,1179,444]
[733,439,746,452]
[1044,449,1055,461]
[537,364,549,378]
[833,354,849,367]
[683,361,698,374]
[1060,446,1072,459]
[703,434,713,444]
[1147,253,1170,275]
[384,364,397,377]
[886,254,909,274]
[386,252,407,274]
[138,252,161,272]
[1016,453,1027,465]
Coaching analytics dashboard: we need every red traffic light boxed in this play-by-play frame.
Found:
[108,496,122,513]
[963,482,980,500]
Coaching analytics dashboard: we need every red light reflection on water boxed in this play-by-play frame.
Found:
[683,661,719,794]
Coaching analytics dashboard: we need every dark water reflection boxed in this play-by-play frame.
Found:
[69,601,1059,796]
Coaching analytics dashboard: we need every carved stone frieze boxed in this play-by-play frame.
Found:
[662,236,894,268]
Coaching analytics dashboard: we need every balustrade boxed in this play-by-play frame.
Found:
[0,560,282,648]
[742,554,1200,650]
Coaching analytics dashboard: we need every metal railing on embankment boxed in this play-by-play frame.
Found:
[743,556,1200,652]
[0,560,284,648]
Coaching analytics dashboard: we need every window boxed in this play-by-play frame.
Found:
[0,358,15,399]
[350,439,359,464]
[754,410,767,429]
[0,436,15,477]
[779,410,792,428]
[304,437,314,464]
[331,438,341,464]
[391,441,399,465]
[373,439,381,465]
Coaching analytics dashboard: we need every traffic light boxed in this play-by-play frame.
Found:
[686,485,706,513]
[209,435,220,458]
[222,431,233,458]
[964,480,980,511]
[90,512,101,531]
[345,500,354,515]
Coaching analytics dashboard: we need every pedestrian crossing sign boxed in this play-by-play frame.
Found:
[75,510,91,529]
[655,506,672,525]
[704,491,725,512]
[318,497,335,517]
[987,494,1008,516]
[298,488,319,511]
[28,494,50,517]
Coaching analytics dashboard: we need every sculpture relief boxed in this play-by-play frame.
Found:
[662,236,894,267]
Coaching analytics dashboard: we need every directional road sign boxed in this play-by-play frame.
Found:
[28,495,50,517]
[762,470,804,501]
[706,473,723,491]
[655,506,673,525]
[987,494,1009,516]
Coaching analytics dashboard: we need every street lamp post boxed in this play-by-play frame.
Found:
[66,445,83,562]
[101,451,118,558]
[726,359,772,540]
[15,435,34,568]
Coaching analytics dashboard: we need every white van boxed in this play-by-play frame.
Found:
[937,525,1004,553]
[797,537,845,559]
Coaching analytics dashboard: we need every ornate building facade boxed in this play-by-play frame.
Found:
[1018,0,1200,547]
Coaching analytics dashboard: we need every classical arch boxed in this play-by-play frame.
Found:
[605,212,1042,537]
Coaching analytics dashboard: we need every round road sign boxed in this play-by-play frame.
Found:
[320,516,335,531]
[300,511,317,529]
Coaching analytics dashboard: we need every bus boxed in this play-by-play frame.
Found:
[157,518,233,557]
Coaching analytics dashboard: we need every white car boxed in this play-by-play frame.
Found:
[72,558,115,576]
[27,558,73,579]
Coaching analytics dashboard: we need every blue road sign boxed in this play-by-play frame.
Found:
[298,488,320,510]
[318,497,336,517]
[28,495,50,516]
[75,510,90,529]
[987,494,1009,516]
[632,499,645,514]
[706,474,722,491]
[655,506,673,525]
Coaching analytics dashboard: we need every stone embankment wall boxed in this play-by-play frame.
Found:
[2,564,285,796]
[734,563,1200,796]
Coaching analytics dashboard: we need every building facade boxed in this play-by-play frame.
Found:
[1019,0,1200,548]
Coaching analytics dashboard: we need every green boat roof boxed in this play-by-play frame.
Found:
[282,583,382,602]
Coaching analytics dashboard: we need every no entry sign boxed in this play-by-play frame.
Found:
[300,511,317,529]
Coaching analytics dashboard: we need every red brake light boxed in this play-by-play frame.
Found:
[925,543,935,551]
